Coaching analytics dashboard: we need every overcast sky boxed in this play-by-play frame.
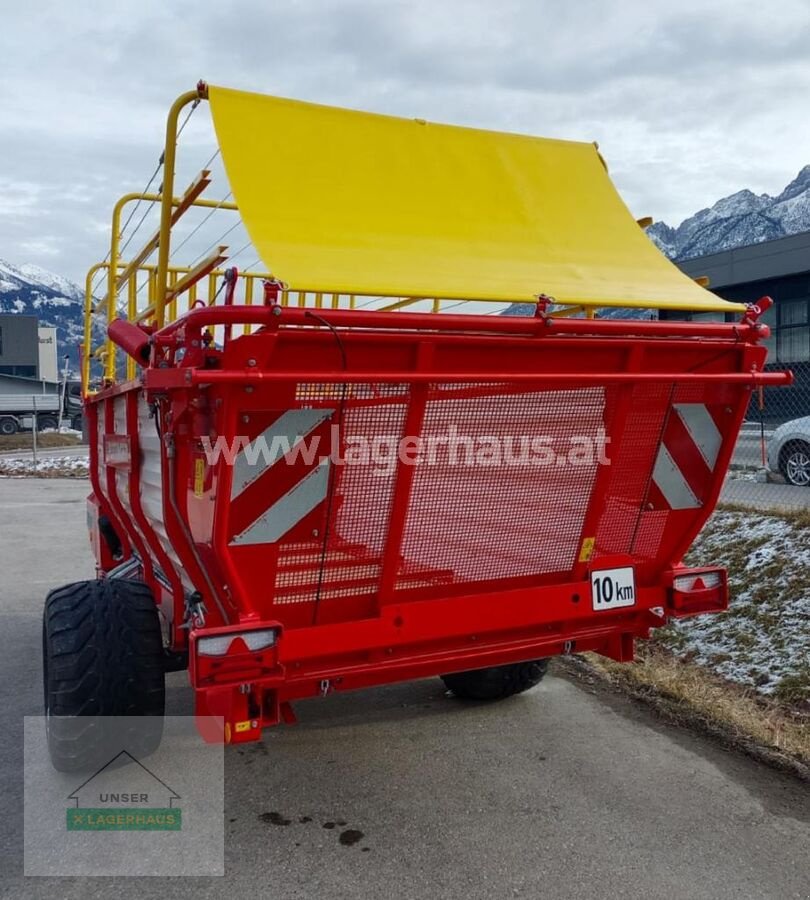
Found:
[2,0,809,286]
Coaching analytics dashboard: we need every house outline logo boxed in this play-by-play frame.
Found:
[65,750,182,831]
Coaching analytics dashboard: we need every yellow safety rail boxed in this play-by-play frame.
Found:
[82,254,495,392]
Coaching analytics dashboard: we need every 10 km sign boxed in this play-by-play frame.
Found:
[590,566,636,611]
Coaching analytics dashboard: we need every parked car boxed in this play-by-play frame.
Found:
[767,416,810,486]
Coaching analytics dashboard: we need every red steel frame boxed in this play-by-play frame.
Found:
[86,299,791,743]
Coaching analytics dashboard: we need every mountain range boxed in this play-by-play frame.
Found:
[647,165,810,261]
[2,165,810,363]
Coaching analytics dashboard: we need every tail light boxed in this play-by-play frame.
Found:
[667,567,728,618]
[190,623,283,690]
[197,628,278,657]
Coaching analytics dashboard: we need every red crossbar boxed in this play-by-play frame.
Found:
[152,303,771,343]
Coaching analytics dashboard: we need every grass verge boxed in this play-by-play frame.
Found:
[567,503,809,778]
[0,433,83,451]
[662,506,810,704]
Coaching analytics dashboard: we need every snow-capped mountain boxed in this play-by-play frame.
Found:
[0,259,85,364]
[15,263,85,303]
[648,165,810,261]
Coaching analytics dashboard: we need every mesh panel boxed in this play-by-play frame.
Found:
[397,385,605,585]
[273,384,409,604]
[268,376,737,609]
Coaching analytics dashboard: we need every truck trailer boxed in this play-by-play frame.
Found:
[0,383,82,436]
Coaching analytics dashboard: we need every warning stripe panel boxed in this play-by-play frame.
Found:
[228,407,335,546]
[650,403,724,511]
[651,444,699,510]
[674,403,722,469]
[663,410,714,503]
[231,408,333,499]
[231,459,331,546]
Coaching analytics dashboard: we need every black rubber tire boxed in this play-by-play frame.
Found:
[0,417,17,436]
[442,659,549,701]
[37,416,58,431]
[42,579,165,772]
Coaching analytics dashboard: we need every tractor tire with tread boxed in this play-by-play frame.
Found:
[42,578,165,772]
[442,659,549,701]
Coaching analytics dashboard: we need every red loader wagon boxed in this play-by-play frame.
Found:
[42,82,790,769]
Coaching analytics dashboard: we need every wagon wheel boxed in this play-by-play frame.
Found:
[441,659,549,701]
[42,578,165,772]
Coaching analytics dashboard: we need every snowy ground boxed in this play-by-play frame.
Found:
[659,509,810,704]
[726,468,761,482]
[0,454,89,477]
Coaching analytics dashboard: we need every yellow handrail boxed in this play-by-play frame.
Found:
[154,85,209,332]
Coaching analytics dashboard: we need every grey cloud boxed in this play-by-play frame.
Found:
[1,0,809,284]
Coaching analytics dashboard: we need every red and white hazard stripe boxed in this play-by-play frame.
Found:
[229,408,334,546]
[649,404,724,510]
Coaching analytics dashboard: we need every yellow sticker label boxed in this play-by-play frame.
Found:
[579,537,595,562]
[193,458,205,498]
[235,720,252,733]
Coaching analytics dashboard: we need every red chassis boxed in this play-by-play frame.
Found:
[85,299,789,743]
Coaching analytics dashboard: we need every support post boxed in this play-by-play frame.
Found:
[154,83,208,329]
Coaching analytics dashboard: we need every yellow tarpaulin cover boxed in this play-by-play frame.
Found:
[209,85,742,312]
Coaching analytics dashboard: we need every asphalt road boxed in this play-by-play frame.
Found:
[0,478,808,899]
[721,478,810,511]
[733,427,772,469]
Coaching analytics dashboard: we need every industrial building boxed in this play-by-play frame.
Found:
[0,314,39,378]
[0,315,63,422]
[0,314,58,381]
[673,233,810,418]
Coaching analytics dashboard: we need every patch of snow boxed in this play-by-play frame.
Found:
[0,455,89,477]
[726,469,759,482]
[658,510,810,698]
[37,296,77,308]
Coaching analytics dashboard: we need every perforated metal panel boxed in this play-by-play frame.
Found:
[273,384,409,605]
[267,375,734,612]
[397,385,605,586]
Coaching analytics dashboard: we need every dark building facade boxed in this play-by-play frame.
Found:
[0,314,39,378]
[671,233,810,420]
